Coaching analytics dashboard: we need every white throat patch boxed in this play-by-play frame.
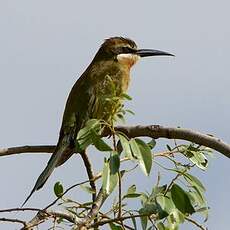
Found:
[117,53,140,67]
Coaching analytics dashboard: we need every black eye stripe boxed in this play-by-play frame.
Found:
[122,46,136,54]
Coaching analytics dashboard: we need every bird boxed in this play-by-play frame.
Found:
[23,37,173,205]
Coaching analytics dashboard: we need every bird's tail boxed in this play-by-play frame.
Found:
[22,141,72,207]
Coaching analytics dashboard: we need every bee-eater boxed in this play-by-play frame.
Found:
[23,37,173,205]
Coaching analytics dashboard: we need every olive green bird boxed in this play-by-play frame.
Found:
[23,37,173,205]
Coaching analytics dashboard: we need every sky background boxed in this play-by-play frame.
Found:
[0,0,229,229]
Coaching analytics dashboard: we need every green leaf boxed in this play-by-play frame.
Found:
[140,193,148,206]
[188,189,205,207]
[108,151,119,194]
[76,119,101,150]
[151,185,167,197]
[123,193,141,199]
[125,109,135,115]
[121,93,132,100]
[147,139,156,150]
[76,131,92,150]
[171,184,195,215]
[147,227,154,230]
[139,209,148,230]
[130,213,137,230]
[102,159,110,195]
[157,222,167,230]
[109,151,120,174]
[167,213,180,230]
[202,146,213,157]
[54,181,64,197]
[80,185,96,194]
[91,131,113,151]
[196,206,209,222]
[130,138,153,176]
[116,113,126,123]
[77,118,113,151]
[129,138,140,158]
[109,222,123,230]
[117,133,133,159]
[120,169,126,178]
[85,119,101,128]
[156,195,175,215]
[139,203,159,216]
[182,145,208,170]
[167,208,185,228]
[123,184,141,199]
[183,172,206,193]
[189,151,208,170]
[166,144,172,151]
[127,184,136,194]
[102,156,119,195]
[109,172,118,194]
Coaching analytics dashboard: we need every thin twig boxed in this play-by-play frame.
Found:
[45,179,90,209]
[164,170,185,196]
[0,207,42,213]
[0,217,26,227]
[76,188,108,229]
[45,172,102,210]
[185,216,206,230]
[117,171,126,229]
[79,150,96,203]
[118,171,122,218]
[97,213,134,230]
[89,213,156,228]
[21,210,78,230]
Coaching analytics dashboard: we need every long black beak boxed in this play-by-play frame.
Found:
[136,49,174,57]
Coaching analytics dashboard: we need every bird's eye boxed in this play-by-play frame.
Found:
[122,46,135,54]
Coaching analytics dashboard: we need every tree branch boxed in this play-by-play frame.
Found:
[185,216,206,230]
[1,125,229,158]
[114,125,230,158]
[79,150,96,203]
[0,217,26,227]
[75,188,108,229]
[88,213,156,229]
[20,209,78,230]
[0,145,55,157]
[1,124,218,229]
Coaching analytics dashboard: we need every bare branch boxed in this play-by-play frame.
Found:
[1,125,229,158]
[89,213,157,229]
[0,145,55,157]
[114,125,230,158]
[75,188,108,229]
[0,217,26,227]
[0,207,42,213]
[185,216,206,230]
[79,150,96,203]
[45,179,90,210]
[0,124,218,229]
[21,209,78,230]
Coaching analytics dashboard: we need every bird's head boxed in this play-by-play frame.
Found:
[95,37,174,68]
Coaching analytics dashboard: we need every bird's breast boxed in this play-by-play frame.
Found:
[88,66,131,122]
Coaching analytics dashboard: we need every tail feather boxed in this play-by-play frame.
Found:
[22,143,71,207]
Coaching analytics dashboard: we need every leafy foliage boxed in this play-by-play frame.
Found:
[51,119,210,229]
[29,94,212,229]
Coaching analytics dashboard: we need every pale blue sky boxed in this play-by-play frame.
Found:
[0,0,229,229]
